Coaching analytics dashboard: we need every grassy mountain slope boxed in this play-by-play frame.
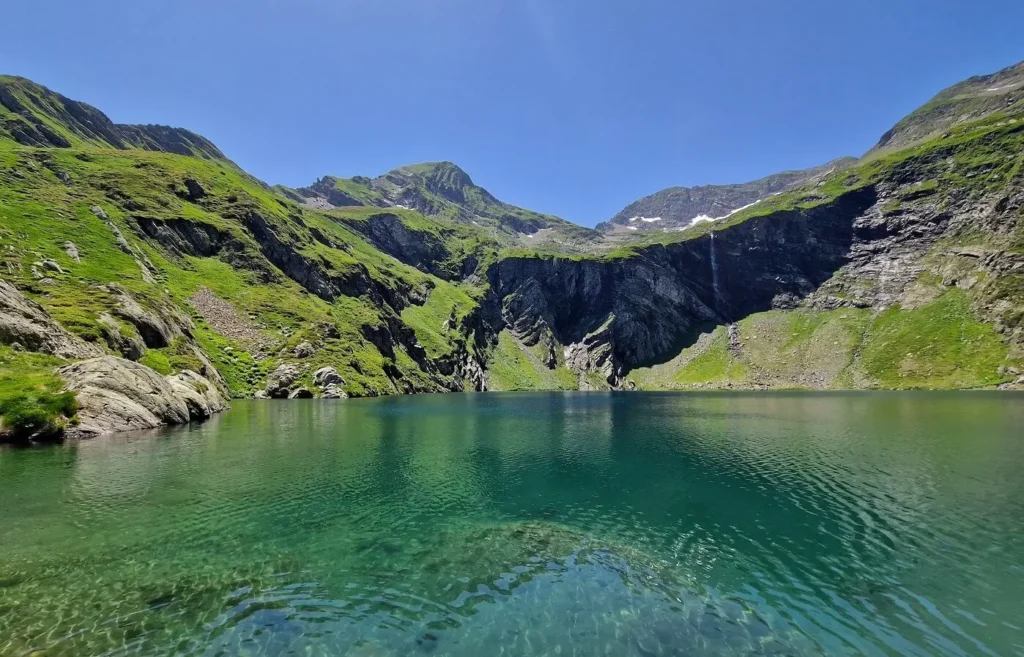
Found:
[0,83,515,438]
[873,61,1024,152]
[0,75,224,159]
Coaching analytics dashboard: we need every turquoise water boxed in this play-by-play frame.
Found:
[2,392,1023,657]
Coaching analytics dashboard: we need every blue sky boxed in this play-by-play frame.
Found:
[3,1,1023,226]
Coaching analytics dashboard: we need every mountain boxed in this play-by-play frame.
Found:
[1,63,1023,442]
[597,158,857,233]
[280,162,600,250]
[874,61,1024,152]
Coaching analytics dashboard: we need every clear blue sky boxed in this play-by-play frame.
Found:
[3,1,1022,226]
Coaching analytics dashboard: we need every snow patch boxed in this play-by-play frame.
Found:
[986,83,1022,92]
[686,198,766,228]
[628,226,638,231]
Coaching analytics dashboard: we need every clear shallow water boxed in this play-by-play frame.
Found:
[2,392,1023,657]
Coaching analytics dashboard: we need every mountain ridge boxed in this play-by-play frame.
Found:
[0,75,226,160]
[597,157,858,233]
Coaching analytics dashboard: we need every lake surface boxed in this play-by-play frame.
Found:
[2,392,1023,657]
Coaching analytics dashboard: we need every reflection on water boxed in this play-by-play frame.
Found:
[1,392,1023,656]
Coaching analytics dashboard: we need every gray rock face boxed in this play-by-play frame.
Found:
[0,280,103,359]
[107,286,190,348]
[343,213,455,278]
[59,356,227,437]
[183,177,206,201]
[64,241,80,262]
[293,341,315,358]
[98,312,146,361]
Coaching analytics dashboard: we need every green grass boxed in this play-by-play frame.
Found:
[860,290,1015,389]
[669,328,749,386]
[0,346,76,440]
[400,281,477,359]
[486,331,578,391]
[630,292,1017,391]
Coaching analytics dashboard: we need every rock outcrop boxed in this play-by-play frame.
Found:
[0,280,104,359]
[58,356,227,437]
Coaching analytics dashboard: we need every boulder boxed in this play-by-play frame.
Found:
[313,366,343,388]
[265,364,299,398]
[0,280,103,359]
[183,177,206,201]
[37,259,63,274]
[253,389,270,400]
[58,356,227,437]
[322,384,347,399]
[293,341,315,358]
[287,387,314,399]
[64,241,81,262]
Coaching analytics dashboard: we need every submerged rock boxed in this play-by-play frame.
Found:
[59,356,227,437]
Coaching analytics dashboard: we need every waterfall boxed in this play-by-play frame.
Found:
[709,232,722,313]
